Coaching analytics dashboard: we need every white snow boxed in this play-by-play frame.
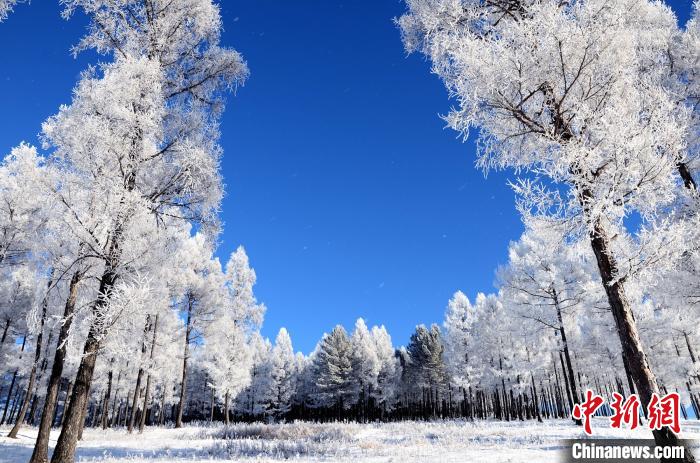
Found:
[1,419,699,462]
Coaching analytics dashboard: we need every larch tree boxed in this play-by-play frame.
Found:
[496,226,604,420]
[40,0,248,460]
[202,246,264,424]
[170,232,225,428]
[400,0,694,453]
[203,315,252,424]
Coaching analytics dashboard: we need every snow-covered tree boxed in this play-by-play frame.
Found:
[265,328,297,419]
[235,333,273,418]
[203,317,251,424]
[370,325,399,413]
[400,0,692,450]
[496,226,604,418]
[443,291,475,391]
[310,326,353,410]
[403,324,448,417]
[37,0,249,459]
[170,233,225,428]
[350,319,380,415]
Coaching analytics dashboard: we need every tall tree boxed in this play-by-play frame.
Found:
[350,319,380,415]
[400,0,694,454]
[310,326,353,411]
[404,324,448,416]
[266,328,297,419]
[42,0,247,457]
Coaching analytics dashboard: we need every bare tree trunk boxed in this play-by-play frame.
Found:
[530,373,542,422]
[101,367,113,429]
[588,218,694,461]
[30,271,81,463]
[554,290,580,405]
[176,295,193,429]
[50,266,117,463]
[129,316,154,433]
[558,352,573,410]
[9,389,24,423]
[678,162,697,191]
[139,314,158,433]
[553,289,581,425]
[224,391,230,425]
[209,385,215,422]
[2,333,27,425]
[0,318,10,354]
[2,370,18,425]
[128,371,144,433]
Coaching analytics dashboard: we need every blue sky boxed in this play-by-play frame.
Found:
[0,1,693,354]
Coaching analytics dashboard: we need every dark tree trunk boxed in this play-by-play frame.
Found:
[553,288,581,423]
[59,381,73,427]
[588,218,695,462]
[139,315,158,433]
[50,266,118,463]
[209,384,215,423]
[128,370,144,433]
[530,373,542,422]
[3,334,27,425]
[0,318,10,351]
[678,162,697,191]
[224,391,230,425]
[683,331,699,382]
[2,370,18,425]
[101,367,113,429]
[558,351,573,412]
[30,271,81,463]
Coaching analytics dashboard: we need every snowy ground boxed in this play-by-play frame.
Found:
[1,418,699,463]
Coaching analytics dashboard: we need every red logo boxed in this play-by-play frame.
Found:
[572,390,605,435]
[571,390,681,436]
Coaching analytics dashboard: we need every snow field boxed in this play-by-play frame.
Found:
[1,418,699,462]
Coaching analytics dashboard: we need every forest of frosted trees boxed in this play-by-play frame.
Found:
[0,0,699,462]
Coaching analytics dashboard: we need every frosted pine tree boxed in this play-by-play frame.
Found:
[370,325,399,414]
[310,326,353,411]
[350,319,380,417]
[266,328,297,419]
[404,324,448,418]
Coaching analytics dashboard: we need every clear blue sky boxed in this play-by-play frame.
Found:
[0,1,692,354]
